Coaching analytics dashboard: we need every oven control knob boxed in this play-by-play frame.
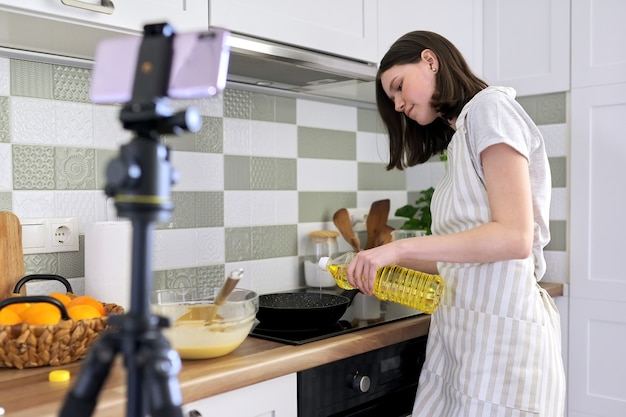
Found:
[351,373,371,393]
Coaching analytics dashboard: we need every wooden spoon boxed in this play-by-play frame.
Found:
[176,269,243,324]
[364,199,390,250]
[333,208,361,252]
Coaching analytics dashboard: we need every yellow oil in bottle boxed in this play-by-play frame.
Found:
[326,263,444,314]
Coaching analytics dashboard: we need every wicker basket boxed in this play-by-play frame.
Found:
[0,275,124,369]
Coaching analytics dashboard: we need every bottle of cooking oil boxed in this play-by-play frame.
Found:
[319,252,444,314]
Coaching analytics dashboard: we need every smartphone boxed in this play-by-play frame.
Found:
[90,27,231,104]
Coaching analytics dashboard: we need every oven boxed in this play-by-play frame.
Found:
[297,336,426,417]
[250,289,427,417]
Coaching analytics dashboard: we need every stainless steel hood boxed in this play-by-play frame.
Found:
[225,32,378,107]
[0,8,379,107]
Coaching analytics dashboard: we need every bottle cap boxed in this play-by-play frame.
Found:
[318,256,330,270]
[48,369,70,382]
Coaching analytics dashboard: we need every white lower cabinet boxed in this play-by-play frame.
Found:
[182,373,298,417]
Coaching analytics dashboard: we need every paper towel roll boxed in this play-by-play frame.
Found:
[85,221,132,310]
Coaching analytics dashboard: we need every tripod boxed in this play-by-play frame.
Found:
[59,23,202,417]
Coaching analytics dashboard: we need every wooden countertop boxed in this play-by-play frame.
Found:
[0,282,563,417]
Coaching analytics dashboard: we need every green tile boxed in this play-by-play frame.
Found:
[545,220,566,251]
[274,158,297,190]
[224,155,251,190]
[275,96,297,124]
[196,116,223,153]
[13,145,55,190]
[197,265,227,287]
[53,65,91,103]
[58,235,84,278]
[517,92,566,126]
[55,147,96,190]
[170,192,196,228]
[251,224,297,259]
[357,108,379,133]
[250,157,275,190]
[549,157,566,188]
[358,162,406,190]
[0,192,12,211]
[225,227,251,262]
[298,191,357,223]
[223,88,251,119]
[251,92,275,121]
[95,149,117,190]
[0,96,9,143]
[11,59,53,99]
[196,191,224,228]
[298,126,356,160]
[162,131,196,152]
[24,253,57,274]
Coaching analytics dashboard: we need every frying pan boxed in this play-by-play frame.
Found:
[256,290,359,331]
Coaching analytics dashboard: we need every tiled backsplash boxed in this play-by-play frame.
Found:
[0,56,569,298]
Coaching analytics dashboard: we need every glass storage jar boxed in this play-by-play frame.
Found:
[305,230,339,288]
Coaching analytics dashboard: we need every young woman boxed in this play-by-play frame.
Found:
[346,31,566,416]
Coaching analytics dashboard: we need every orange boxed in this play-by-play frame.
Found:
[49,292,72,306]
[68,305,102,321]
[0,308,21,325]
[2,302,31,316]
[66,295,106,316]
[20,303,61,325]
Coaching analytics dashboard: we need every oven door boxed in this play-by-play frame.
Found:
[298,336,426,417]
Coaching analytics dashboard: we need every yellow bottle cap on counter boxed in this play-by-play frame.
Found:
[48,369,70,382]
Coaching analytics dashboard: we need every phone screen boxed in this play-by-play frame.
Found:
[90,28,231,104]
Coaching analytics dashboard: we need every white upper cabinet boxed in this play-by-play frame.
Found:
[377,0,483,76]
[571,0,626,88]
[482,0,570,96]
[209,0,378,63]
[0,0,208,60]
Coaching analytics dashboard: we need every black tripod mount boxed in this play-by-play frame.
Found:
[59,23,201,417]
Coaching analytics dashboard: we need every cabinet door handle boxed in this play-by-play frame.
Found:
[60,0,115,14]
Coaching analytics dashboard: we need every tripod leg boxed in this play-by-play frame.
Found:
[58,330,120,417]
[143,330,184,417]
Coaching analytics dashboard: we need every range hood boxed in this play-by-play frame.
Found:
[225,32,378,107]
[0,9,379,107]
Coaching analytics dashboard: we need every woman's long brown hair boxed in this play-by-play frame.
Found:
[376,31,488,170]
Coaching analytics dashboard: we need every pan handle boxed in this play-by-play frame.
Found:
[13,274,74,295]
[340,289,360,305]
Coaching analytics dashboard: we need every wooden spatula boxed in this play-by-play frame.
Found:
[365,200,390,250]
[333,208,361,252]
[176,269,243,324]
[0,212,25,299]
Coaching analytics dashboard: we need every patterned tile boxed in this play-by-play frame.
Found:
[169,192,196,229]
[10,59,53,99]
[54,101,94,146]
[196,191,223,228]
[549,156,567,188]
[0,192,11,211]
[58,236,85,278]
[13,145,55,189]
[24,253,58,274]
[0,96,10,143]
[225,227,251,262]
[55,147,96,190]
[224,89,251,119]
[251,92,275,122]
[53,65,91,103]
[10,97,56,145]
[196,116,223,153]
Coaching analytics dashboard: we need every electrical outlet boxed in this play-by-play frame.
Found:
[21,218,79,254]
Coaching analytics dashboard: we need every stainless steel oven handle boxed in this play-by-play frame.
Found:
[60,0,115,14]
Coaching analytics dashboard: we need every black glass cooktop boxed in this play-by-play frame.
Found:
[249,288,423,345]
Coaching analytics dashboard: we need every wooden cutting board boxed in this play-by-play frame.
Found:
[0,211,25,300]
